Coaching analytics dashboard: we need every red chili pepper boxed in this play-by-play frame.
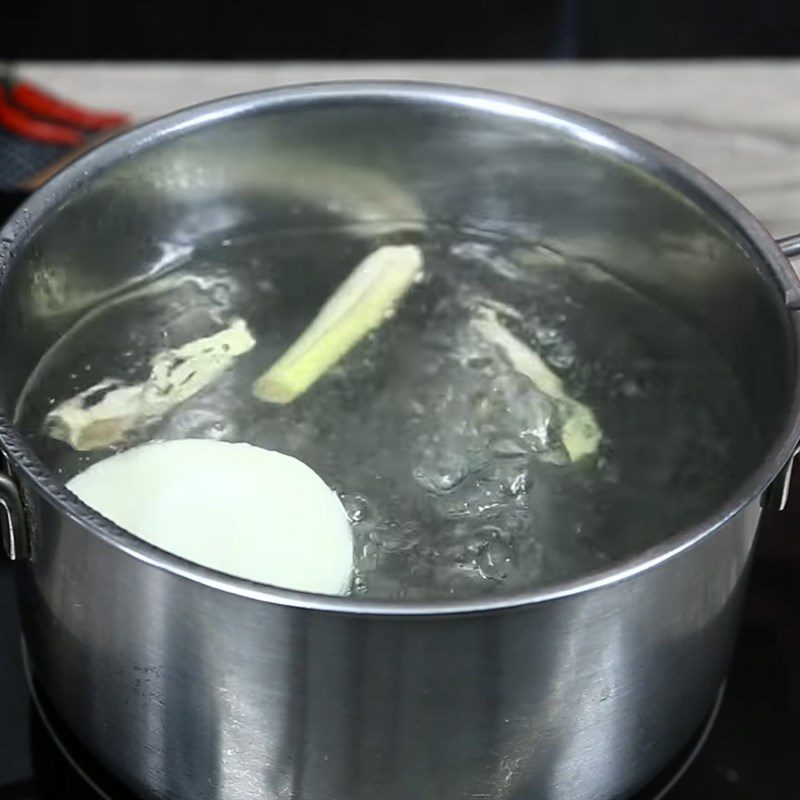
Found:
[0,91,84,146]
[11,82,129,132]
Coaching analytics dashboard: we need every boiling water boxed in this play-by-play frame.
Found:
[16,223,760,599]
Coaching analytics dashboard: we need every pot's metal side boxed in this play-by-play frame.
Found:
[17,472,760,800]
[778,234,800,260]
[0,450,29,560]
[771,234,800,308]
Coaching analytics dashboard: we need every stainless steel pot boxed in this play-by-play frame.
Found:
[1,83,799,800]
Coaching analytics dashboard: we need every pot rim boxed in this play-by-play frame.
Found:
[2,80,799,616]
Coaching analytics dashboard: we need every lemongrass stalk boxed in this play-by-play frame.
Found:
[471,309,601,461]
[254,245,423,403]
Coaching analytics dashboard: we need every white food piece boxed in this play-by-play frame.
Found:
[67,439,354,595]
[46,319,256,451]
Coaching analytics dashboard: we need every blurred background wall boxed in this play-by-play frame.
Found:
[2,0,799,60]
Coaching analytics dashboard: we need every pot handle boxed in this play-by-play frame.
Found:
[776,234,800,309]
[0,454,28,561]
[762,445,800,512]
[760,235,800,509]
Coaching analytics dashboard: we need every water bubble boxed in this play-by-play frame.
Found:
[492,438,528,459]
[597,455,620,484]
[509,472,529,497]
[520,425,554,454]
[463,355,495,372]
[341,493,371,524]
[546,341,577,370]
[621,377,645,398]
[379,524,418,554]
[413,450,469,494]
[408,399,426,418]
[359,541,380,571]
[201,420,227,439]
[211,284,232,307]
[535,325,561,346]
[477,536,514,581]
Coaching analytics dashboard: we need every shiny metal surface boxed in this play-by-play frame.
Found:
[778,233,800,260]
[761,443,800,512]
[0,452,27,561]
[1,83,800,800]
[772,234,800,308]
[21,630,731,800]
